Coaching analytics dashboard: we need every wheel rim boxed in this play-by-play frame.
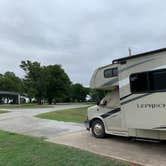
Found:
[94,123,103,136]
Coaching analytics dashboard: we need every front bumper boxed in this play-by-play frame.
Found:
[84,120,90,131]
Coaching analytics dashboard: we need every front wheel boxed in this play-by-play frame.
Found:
[91,119,105,138]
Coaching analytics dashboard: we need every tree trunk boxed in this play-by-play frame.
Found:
[29,97,32,103]
[48,98,52,105]
[37,98,42,105]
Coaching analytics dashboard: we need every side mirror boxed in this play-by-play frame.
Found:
[103,100,107,106]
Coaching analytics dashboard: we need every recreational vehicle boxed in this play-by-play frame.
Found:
[86,48,166,140]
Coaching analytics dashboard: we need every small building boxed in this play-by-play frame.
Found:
[0,91,21,104]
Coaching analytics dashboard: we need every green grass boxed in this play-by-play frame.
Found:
[0,110,9,114]
[0,104,53,109]
[56,102,95,105]
[36,107,89,123]
[0,130,128,166]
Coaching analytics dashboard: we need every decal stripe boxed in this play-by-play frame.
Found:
[101,108,121,119]
[120,93,152,105]
[101,58,155,88]
[119,58,155,73]
[120,93,132,101]
[101,78,118,87]
[153,127,166,129]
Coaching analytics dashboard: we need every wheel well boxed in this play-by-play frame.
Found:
[89,118,104,128]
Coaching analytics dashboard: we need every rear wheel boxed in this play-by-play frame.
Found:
[91,119,105,138]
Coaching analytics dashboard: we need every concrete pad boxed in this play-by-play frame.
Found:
[0,105,88,139]
[48,131,166,166]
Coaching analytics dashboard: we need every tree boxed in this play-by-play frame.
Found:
[70,83,89,102]
[0,72,23,93]
[45,65,71,104]
[20,60,46,104]
[20,61,71,104]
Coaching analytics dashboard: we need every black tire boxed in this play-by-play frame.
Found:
[91,119,105,138]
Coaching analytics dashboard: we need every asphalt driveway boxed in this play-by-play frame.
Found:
[0,105,87,139]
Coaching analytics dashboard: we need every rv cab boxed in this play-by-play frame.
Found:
[86,48,166,140]
[87,88,122,138]
[86,63,123,138]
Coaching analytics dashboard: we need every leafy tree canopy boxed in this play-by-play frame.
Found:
[20,60,46,104]
[45,64,71,104]
[20,61,71,104]
[70,83,89,102]
[0,72,23,93]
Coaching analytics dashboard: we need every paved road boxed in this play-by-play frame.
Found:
[0,105,87,139]
[49,131,166,166]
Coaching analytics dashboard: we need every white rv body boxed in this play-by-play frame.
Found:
[86,48,166,140]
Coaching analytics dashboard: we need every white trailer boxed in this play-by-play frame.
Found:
[86,48,166,140]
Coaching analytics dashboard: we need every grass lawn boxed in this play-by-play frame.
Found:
[0,110,9,114]
[36,107,89,123]
[0,104,53,109]
[0,130,128,166]
[56,102,95,105]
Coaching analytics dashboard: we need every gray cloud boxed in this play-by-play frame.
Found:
[0,0,166,86]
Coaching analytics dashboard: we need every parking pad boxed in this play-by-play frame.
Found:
[48,131,166,166]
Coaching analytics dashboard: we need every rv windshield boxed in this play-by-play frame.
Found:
[100,88,120,108]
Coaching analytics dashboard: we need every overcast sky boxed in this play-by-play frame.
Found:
[0,0,166,86]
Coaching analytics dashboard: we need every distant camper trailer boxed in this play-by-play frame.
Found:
[85,48,166,140]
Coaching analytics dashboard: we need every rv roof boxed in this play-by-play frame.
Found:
[113,47,166,64]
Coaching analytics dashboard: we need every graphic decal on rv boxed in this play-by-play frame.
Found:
[137,104,166,109]
[119,58,155,73]
[120,93,132,101]
[101,78,118,87]
[120,93,152,105]
[100,108,121,119]
[153,126,166,129]
[101,58,155,88]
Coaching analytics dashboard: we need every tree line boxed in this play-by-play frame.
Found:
[0,60,103,104]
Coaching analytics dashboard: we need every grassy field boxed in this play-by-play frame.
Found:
[56,102,95,105]
[0,103,91,109]
[0,104,53,109]
[0,110,9,114]
[0,130,128,166]
[36,107,89,123]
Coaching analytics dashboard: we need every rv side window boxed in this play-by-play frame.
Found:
[130,69,166,93]
[104,68,118,78]
[130,72,149,93]
[149,69,166,91]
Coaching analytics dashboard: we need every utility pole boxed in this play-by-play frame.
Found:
[128,48,132,56]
